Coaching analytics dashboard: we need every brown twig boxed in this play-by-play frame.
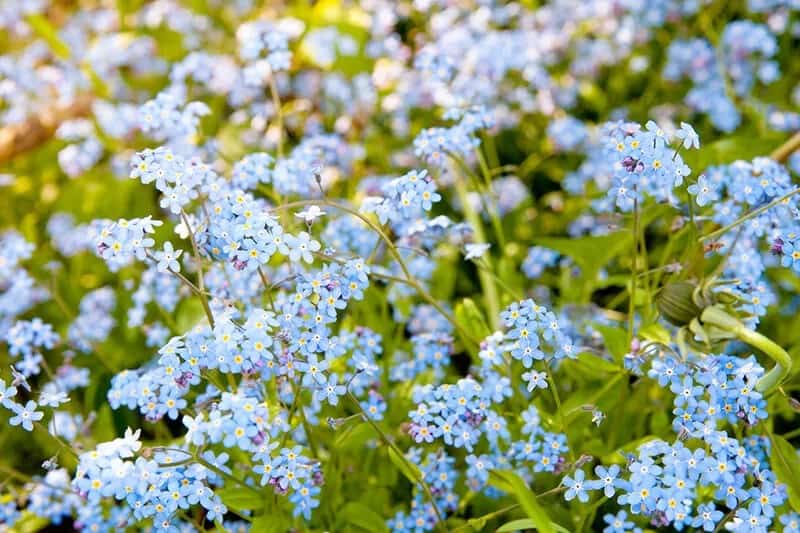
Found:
[0,94,92,164]
[771,130,800,163]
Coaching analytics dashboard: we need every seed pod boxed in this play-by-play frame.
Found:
[657,281,703,326]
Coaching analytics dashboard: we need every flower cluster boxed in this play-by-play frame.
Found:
[408,377,496,450]
[95,216,162,271]
[605,121,694,211]
[362,169,442,225]
[664,21,778,132]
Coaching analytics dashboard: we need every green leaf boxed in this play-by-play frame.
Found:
[430,253,459,300]
[9,511,49,533]
[250,514,290,533]
[82,64,111,99]
[601,436,660,464]
[488,471,556,533]
[455,298,492,349]
[497,519,535,532]
[683,133,784,171]
[575,352,621,374]
[340,501,390,533]
[535,232,632,283]
[387,446,422,484]
[487,470,512,493]
[639,323,671,345]
[176,298,205,331]
[25,14,71,59]
[334,420,374,450]
[94,405,116,443]
[593,324,629,362]
[770,434,800,512]
[497,519,571,533]
[215,487,264,513]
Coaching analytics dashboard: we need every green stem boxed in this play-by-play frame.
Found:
[450,164,501,330]
[268,70,285,158]
[545,362,575,463]
[192,454,261,496]
[700,306,792,394]
[698,188,800,243]
[271,200,482,345]
[450,486,566,532]
[180,211,207,293]
[782,426,800,440]
[629,196,640,342]
[481,131,501,170]
[474,260,523,301]
[34,423,79,463]
[346,391,446,531]
[473,148,507,249]
[290,380,319,458]
[713,505,741,533]
[637,202,651,321]
[257,266,277,311]
[146,252,215,329]
[448,153,507,249]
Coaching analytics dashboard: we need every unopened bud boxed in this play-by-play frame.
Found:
[789,397,800,411]
[657,281,702,327]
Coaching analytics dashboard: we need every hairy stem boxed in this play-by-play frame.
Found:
[701,306,792,394]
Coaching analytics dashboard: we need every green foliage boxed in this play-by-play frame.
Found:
[215,487,265,513]
[338,502,391,533]
[488,471,557,533]
[771,434,800,513]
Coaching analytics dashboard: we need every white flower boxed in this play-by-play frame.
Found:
[96,427,142,459]
[295,205,326,224]
[464,243,491,260]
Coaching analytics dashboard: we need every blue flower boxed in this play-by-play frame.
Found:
[0,379,17,409]
[9,400,43,431]
[285,232,321,264]
[781,513,800,533]
[153,241,182,273]
[563,469,590,503]
[603,510,637,533]
[590,464,621,497]
[734,502,767,531]
[692,502,724,531]
[687,175,719,207]
[521,369,548,391]
[670,376,704,407]
[676,122,700,149]
[781,240,800,273]
[315,373,345,406]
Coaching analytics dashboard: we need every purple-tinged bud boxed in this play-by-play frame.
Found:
[622,156,639,173]
[630,337,641,354]
[175,371,193,387]
[772,238,784,256]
